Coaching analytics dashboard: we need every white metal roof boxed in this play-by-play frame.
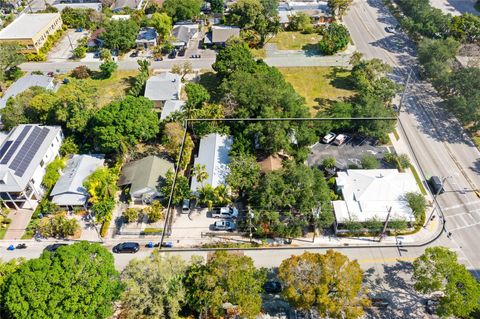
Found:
[0,13,61,40]
[51,154,104,206]
[160,100,185,120]
[190,133,233,193]
[333,169,420,223]
[144,72,181,102]
[0,75,54,109]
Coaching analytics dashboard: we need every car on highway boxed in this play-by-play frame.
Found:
[333,134,348,146]
[322,132,336,144]
[210,206,239,219]
[428,176,444,195]
[112,242,140,254]
[212,220,236,231]
[263,280,282,293]
[45,243,68,252]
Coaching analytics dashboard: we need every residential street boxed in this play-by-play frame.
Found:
[344,0,480,276]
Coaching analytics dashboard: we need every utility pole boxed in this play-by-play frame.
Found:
[397,68,413,114]
[248,206,253,243]
[66,33,74,51]
[379,206,392,242]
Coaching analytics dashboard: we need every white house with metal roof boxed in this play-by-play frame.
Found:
[0,125,63,210]
[160,100,185,120]
[332,169,420,232]
[144,72,181,108]
[190,133,233,194]
[0,74,55,110]
[50,154,104,209]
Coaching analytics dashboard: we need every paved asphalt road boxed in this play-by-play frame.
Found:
[344,0,480,277]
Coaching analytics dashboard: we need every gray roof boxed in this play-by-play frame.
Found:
[171,24,199,45]
[144,72,181,102]
[136,27,157,43]
[190,133,233,192]
[51,154,104,206]
[160,100,185,120]
[118,155,174,197]
[0,74,55,109]
[112,0,143,10]
[211,26,240,43]
[0,13,61,40]
[0,125,62,192]
[53,3,101,11]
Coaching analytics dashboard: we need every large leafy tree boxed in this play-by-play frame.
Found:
[184,251,265,319]
[149,12,172,40]
[0,43,25,89]
[161,122,194,169]
[92,96,159,153]
[417,37,460,86]
[120,252,187,319]
[162,0,202,22]
[413,246,480,318]
[161,169,191,205]
[101,19,140,52]
[318,23,350,55]
[279,250,368,319]
[208,0,224,13]
[2,242,122,319]
[327,0,353,19]
[212,39,257,80]
[226,154,261,198]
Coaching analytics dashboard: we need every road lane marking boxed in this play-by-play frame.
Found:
[444,200,480,211]
[449,221,480,232]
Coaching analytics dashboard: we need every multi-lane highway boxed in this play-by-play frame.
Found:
[344,0,480,276]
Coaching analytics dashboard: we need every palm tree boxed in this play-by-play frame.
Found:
[192,164,208,187]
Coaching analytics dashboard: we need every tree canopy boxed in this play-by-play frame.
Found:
[101,19,140,52]
[318,23,350,55]
[184,251,265,318]
[413,246,480,318]
[279,250,368,318]
[162,0,202,22]
[92,96,159,153]
[149,12,172,40]
[120,252,187,319]
[2,242,122,319]
[0,43,25,87]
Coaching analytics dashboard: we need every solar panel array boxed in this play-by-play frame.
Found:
[0,125,32,165]
[10,127,49,177]
[0,141,13,161]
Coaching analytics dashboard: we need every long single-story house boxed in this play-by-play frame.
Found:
[204,26,240,46]
[0,74,55,110]
[118,155,174,204]
[171,23,199,49]
[278,1,332,26]
[190,133,233,194]
[144,72,181,108]
[0,125,63,210]
[50,154,104,209]
[332,169,420,233]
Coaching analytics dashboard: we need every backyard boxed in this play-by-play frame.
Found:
[279,67,356,113]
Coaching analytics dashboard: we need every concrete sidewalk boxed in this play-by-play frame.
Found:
[4,209,33,240]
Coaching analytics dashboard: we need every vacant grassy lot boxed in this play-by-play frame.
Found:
[279,67,356,114]
[270,31,321,50]
[58,70,138,107]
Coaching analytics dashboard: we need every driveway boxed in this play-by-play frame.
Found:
[3,209,33,240]
[48,29,89,62]
[307,134,393,169]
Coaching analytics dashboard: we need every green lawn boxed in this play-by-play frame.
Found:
[58,70,139,107]
[279,67,356,114]
[270,31,321,50]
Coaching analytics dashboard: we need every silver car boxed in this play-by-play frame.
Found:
[213,220,236,231]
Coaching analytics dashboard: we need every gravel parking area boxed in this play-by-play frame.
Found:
[307,134,395,169]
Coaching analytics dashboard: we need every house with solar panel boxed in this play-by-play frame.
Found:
[0,125,63,210]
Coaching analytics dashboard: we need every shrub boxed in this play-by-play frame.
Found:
[72,46,87,59]
[42,157,66,190]
[322,156,336,169]
[361,154,380,169]
[37,212,80,238]
[100,219,110,237]
[122,208,140,223]
[99,60,117,79]
[142,228,163,235]
[143,200,164,223]
[397,154,411,168]
[388,219,408,231]
[71,65,90,79]
[405,192,426,221]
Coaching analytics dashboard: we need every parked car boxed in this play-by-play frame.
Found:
[428,176,444,195]
[93,51,100,59]
[384,26,396,33]
[130,50,139,57]
[263,280,282,293]
[322,132,336,144]
[213,220,236,231]
[113,242,140,253]
[168,49,178,59]
[332,134,347,146]
[47,71,54,77]
[45,243,68,252]
[178,48,186,56]
[210,206,239,219]
[182,199,190,213]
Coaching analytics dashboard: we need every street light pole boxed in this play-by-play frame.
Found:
[397,68,413,115]
[425,176,449,228]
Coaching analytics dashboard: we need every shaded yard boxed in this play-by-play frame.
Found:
[270,31,322,51]
[279,67,356,114]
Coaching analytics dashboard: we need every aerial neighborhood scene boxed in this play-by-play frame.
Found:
[1,0,480,318]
